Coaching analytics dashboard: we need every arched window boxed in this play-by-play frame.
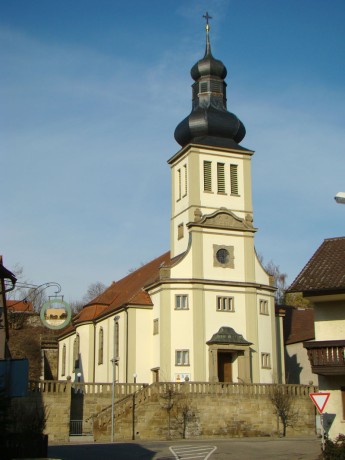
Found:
[62,344,66,376]
[114,321,119,360]
[73,334,80,372]
[98,327,104,365]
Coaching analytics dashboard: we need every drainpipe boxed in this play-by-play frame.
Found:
[93,322,96,383]
[125,307,129,383]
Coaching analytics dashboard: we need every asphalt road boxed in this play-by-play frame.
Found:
[48,436,322,460]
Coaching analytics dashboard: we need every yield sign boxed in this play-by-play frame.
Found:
[309,392,330,414]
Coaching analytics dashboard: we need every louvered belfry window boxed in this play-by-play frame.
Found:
[230,164,239,195]
[217,163,225,193]
[204,161,212,192]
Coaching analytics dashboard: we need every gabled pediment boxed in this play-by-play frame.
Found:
[187,208,256,232]
[207,326,252,346]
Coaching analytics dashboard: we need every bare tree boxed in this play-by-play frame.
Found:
[70,282,107,312]
[6,264,47,312]
[175,395,197,439]
[160,384,178,439]
[265,260,287,305]
[270,385,299,437]
[83,282,107,303]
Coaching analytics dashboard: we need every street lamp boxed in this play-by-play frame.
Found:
[111,315,120,442]
[335,192,345,204]
[132,373,137,440]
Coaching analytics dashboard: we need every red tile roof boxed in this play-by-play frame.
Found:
[288,237,345,294]
[72,251,171,326]
[283,306,315,345]
[6,300,34,313]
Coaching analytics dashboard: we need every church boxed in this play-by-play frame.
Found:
[58,20,284,386]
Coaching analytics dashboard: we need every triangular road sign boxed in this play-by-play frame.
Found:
[309,392,330,414]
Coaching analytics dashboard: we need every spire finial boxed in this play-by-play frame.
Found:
[203,12,212,55]
[203,11,212,31]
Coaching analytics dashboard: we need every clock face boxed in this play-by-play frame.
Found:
[216,248,229,264]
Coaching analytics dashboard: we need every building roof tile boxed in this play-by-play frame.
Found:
[283,306,315,345]
[288,237,345,294]
[75,251,171,324]
[6,300,34,313]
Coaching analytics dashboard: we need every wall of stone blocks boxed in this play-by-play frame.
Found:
[93,388,316,442]
[20,383,316,443]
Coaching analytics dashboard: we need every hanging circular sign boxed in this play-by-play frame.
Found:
[40,299,72,330]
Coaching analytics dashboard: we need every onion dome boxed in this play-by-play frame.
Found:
[174,16,246,149]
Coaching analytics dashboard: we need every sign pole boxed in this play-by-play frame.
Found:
[309,392,330,452]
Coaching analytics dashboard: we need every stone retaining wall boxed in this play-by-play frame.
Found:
[23,381,316,443]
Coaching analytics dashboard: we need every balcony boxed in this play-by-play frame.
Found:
[304,340,345,375]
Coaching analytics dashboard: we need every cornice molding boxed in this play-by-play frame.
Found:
[187,208,256,233]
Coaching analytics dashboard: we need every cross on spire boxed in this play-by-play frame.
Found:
[203,11,212,31]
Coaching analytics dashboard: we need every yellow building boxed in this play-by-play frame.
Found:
[58,23,283,386]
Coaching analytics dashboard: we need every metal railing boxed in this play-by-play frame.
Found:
[69,418,93,436]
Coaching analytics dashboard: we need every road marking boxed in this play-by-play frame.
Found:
[169,444,217,460]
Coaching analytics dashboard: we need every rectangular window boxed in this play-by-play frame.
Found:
[203,161,212,192]
[261,353,271,369]
[98,328,104,365]
[114,321,119,360]
[177,223,184,240]
[216,296,234,312]
[259,300,269,315]
[230,164,239,195]
[176,349,190,366]
[62,345,66,376]
[217,162,225,193]
[153,318,159,335]
[183,164,187,197]
[177,168,181,200]
[175,294,189,310]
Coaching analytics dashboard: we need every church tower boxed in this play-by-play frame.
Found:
[165,16,278,384]
[169,16,254,261]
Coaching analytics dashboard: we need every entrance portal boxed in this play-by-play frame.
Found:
[217,351,233,382]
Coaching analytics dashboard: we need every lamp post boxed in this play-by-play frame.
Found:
[132,373,137,440]
[111,315,120,442]
[111,358,116,442]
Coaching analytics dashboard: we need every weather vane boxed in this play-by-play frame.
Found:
[203,11,212,31]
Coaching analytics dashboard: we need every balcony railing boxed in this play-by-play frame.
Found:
[304,340,345,375]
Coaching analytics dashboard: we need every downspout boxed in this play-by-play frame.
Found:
[125,306,129,383]
[93,322,96,383]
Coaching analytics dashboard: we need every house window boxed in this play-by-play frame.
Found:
[73,334,80,372]
[178,223,184,240]
[259,300,269,315]
[217,162,225,193]
[61,344,66,376]
[183,164,187,197]
[216,296,234,312]
[203,161,212,192]
[153,318,159,335]
[98,327,104,365]
[175,295,189,310]
[114,321,119,360]
[261,353,271,369]
[176,350,190,366]
[230,164,239,195]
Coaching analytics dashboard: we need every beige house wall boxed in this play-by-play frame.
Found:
[314,300,345,340]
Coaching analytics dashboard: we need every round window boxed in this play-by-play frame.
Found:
[216,248,229,264]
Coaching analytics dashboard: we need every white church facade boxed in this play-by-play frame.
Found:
[58,22,284,386]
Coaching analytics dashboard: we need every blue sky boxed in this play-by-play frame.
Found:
[1,0,345,303]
